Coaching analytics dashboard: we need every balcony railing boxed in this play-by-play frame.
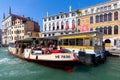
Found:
[24,34,39,39]
[24,35,31,39]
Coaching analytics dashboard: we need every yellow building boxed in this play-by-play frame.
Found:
[76,0,120,50]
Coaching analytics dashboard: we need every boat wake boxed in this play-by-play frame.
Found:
[0,69,38,77]
[0,49,8,54]
[3,49,8,52]
[0,58,22,64]
[0,58,9,64]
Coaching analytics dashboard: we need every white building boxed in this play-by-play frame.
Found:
[42,6,77,37]
[0,29,2,46]
[42,0,120,50]
[2,7,12,45]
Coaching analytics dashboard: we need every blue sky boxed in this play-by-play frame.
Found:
[0,0,108,30]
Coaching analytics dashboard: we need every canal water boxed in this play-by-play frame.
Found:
[0,48,120,80]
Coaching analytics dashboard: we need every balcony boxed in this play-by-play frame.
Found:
[24,35,39,39]
[24,35,31,39]
[42,29,76,34]
[3,35,7,38]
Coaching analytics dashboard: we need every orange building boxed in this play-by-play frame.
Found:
[2,7,40,45]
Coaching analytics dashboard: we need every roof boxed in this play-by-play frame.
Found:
[2,13,26,22]
[43,0,119,19]
[15,36,57,43]
[58,31,103,37]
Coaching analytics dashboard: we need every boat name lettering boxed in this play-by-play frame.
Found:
[55,55,71,59]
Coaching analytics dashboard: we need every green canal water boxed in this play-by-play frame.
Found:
[0,48,120,80]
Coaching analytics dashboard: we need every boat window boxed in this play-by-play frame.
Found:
[84,38,93,46]
[9,43,15,47]
[90,38,93,46]
[68,39,76,46]
[63,39,69,45]
[76,38,83,46]
[84,38,90,46]
[94,38,102,46]
[58,40,63,45]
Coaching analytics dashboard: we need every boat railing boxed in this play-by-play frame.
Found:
[31,49,43,55]
[30,47,70,55]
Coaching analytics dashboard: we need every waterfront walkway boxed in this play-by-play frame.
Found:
[108,49,120,57]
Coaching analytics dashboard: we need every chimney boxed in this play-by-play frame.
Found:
[27,17,31,20]
[9,6,11,15]
[3,13,5,19]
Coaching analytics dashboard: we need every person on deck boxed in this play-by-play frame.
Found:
[43,47,50,54]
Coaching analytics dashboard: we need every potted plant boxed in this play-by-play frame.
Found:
[76,9,82,16]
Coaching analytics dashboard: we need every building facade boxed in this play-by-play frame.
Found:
[76,0,120,49]
[0,29,2,46]
[2,8,12,45]
[2,8,40,45]
[43,0,120,49]
[42,6,77,37]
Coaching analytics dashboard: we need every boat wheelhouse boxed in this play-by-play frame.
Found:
[58,31,106,64]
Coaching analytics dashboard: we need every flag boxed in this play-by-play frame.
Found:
[82,24,89,32]
[72,23,75,30]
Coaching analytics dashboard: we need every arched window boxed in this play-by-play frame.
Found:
[95,27,98,31]
[108,26,112,35]
[57,22,59,30]
[104,13,108,21]
[72,20,75,30]
[44,24,46,31]
[108,12,112,21]
[104,6,107,10]
[61,33,63,35]
[114,11,118,20]
[66,21,69,30]
[11,36,13,40]
[61,21,64,30]
[100,14,104,22]
[95,27,100,32]
[114,25,118,34]
[114,4,117,9]
[44,34,46,37]
[49,34,51,36]
[98,28,100,32]
[49,23,51,31]
[104,27,108,34]
[52,33,55,36]
[108,5,111,10]
[52,23,55,30]
[100,27,103,33]
[78,29,80,32]
[78,19,80,25]
[90,28,93,31]
[96,15,99,23]
[90,16,93,24]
